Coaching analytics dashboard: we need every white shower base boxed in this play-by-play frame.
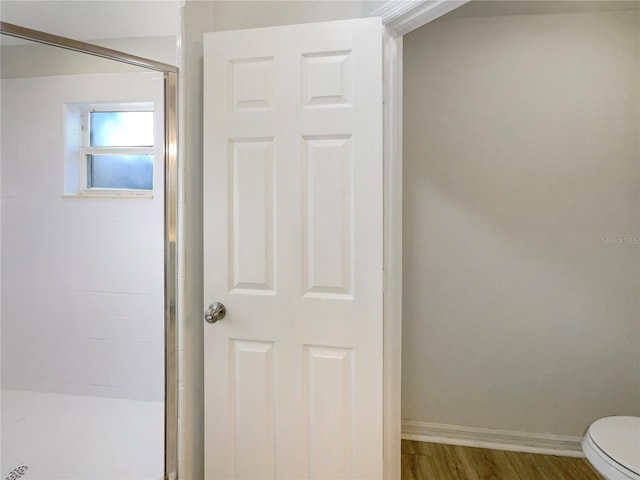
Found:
[1,389,163,480]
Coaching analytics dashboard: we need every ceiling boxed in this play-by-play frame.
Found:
[3,0,637,44]
[0,0,181,42]
[443,0,640,20]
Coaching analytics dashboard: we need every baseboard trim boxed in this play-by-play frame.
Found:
[402,420,585,458]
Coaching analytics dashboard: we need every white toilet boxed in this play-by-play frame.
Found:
[582,416,640,480]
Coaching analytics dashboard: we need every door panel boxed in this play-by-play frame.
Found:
[229,138,275,293]
[203,18,383,479]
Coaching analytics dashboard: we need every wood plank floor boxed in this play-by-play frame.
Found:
[401,440,604,480]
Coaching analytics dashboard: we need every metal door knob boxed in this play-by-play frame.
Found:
[205,302,226,324]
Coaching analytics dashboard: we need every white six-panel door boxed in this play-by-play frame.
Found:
[203,18,383,479]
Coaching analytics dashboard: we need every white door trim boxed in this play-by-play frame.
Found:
[374,2,470,478]
[381,26,403,480]
[372,0,471,36]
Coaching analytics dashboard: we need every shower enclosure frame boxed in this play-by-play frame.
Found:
[0,21,179,480]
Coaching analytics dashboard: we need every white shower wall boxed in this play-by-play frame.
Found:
[1,72,165,402]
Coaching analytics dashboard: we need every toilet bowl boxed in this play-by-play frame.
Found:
[582,416,640,480]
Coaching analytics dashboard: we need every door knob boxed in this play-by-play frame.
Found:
[205,302,226,324]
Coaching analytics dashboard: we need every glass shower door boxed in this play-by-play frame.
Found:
[0,36,166,480]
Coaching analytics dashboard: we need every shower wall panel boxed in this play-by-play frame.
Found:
[1,72,165,402]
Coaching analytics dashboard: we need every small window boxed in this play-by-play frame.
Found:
[89,111,154,147]
[64,104,155,196]
[81,109,154,194]
[86,154,154,190]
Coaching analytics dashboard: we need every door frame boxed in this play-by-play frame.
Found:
[0,22,180,480]
[370,2,470,477]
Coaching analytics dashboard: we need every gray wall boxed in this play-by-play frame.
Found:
[403,6,640,436]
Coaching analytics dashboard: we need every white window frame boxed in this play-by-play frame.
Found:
[65,101,156,198]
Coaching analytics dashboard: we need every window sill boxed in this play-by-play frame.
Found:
[63,191,154,199]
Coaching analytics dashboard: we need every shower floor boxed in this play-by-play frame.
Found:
[1,389,163,480]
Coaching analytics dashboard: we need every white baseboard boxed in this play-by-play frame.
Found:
[402,420,585,458]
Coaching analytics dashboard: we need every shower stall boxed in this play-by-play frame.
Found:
[0,22,177,480]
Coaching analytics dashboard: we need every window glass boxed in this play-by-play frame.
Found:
[89,111,154,147]
[87,154,153,190]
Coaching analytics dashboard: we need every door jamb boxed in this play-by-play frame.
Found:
[372,2,471,478]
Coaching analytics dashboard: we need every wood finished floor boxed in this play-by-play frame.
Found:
[401,440,604,480]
